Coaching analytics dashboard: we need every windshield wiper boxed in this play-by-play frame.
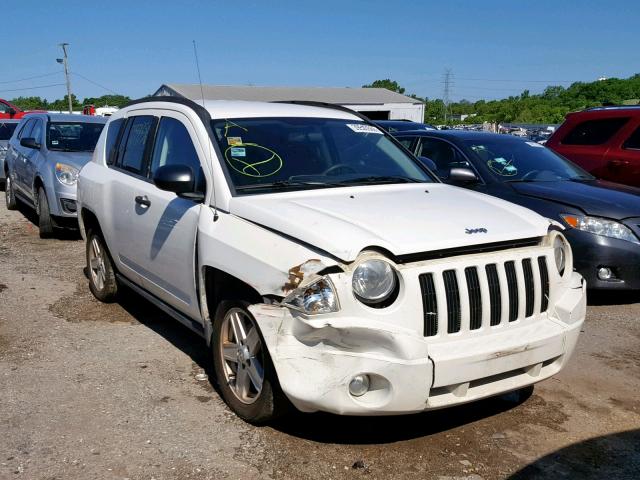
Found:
[235,180,340,192]
[337,175,424,185]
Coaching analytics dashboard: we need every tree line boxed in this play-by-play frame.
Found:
[7,94,132,111]
[364,74,640,124]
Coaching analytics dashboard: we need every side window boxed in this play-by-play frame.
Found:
[623,126,640,150]
[105,118,125,165]
[418,138,470,175]
[0,103,10,114]
[562,117,629,146]
[396,137,414,150]
[120,116,156,175]
[30,120,43,144]
[149,117,205,192]
[17,119,34,140]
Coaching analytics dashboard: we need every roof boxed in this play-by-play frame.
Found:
[22,112,107,123]
[154,84,422,105]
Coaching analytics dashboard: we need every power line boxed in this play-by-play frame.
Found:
[0,83,66,94]
[0,71,62,85]
[70,71,120,95]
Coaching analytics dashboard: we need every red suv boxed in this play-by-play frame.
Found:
[547,106,640,187]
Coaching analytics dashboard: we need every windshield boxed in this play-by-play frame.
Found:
[465,138,593,182]
[47,122,105,152]
[0,122,17,141]
[211,117,433,193]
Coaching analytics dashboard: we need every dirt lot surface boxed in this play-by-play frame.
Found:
[1,200,639,480]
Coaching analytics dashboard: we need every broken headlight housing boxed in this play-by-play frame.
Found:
[283,277,339,314]
[352,259,398,306]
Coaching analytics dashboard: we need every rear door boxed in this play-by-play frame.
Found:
[553,116,630,179]
[605,120,640,187]
[123,112,205,320]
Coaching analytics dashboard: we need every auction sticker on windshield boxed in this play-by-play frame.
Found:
[346,124,383,134]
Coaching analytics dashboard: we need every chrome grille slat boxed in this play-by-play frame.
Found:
[538,256,550,312]
[465,267,482,330]
[504,261,519,322]
[485,264,502,326]
[419,273,438,337]
[522,259,535,317]
[443,270,461,333]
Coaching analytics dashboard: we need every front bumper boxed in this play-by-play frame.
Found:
[566,228,640,290]
[251,271,585,416]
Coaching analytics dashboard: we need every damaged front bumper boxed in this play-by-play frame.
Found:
[250,271,585,416]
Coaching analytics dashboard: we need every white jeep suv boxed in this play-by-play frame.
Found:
[78,97,586,423]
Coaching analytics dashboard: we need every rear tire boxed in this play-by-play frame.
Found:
[5,174,17,210]
[36,187,54,238]
[86,230,119,302]
[211,300,289,424]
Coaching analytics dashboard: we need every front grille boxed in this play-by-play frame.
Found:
[420,254,550,337]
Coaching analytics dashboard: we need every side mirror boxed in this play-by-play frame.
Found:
[448,167,479,184]
[418,156,437,171]
[8,108,17,117]
[20,137,41,150]
[153,164,196,195]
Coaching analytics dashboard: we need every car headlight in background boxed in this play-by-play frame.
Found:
[55,162,79,186]
[283,277,339,314]
[561,214,639,244]
[352,259,398,305]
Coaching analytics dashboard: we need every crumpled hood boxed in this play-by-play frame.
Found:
[510,180,640,219]
[47,150,93,170]
[229,184,549,261]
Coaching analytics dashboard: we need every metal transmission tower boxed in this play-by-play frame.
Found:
[56,43,73,114]
[442,69,453,124]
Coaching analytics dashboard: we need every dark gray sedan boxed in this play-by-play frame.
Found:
[4,113,106,237]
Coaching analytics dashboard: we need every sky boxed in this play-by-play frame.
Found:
[2,0,639,103]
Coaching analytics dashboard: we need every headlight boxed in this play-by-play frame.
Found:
[55,163,80,186]
[283,276,339,314]
[561,214,639,244]
[553,235,567,275]
[352,259,397,305]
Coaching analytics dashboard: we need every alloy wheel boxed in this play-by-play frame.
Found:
[219,308,265,404]
[88,237,107,291]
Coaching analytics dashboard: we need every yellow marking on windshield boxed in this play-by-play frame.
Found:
[225,143,283,177]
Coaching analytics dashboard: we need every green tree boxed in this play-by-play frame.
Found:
[363,79,406,94]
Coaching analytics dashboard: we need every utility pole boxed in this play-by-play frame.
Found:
[442,68,453,124]
[56,43,73,114]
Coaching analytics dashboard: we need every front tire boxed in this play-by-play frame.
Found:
[86,230,119,302]
[5,174,17,210]
[36,187,54,238]
[212,301,288,424]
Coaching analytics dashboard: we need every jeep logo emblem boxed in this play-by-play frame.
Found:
[465,228,488,234]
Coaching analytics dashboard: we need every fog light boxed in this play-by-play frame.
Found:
[597,267,613,280]
[348,374,370,397]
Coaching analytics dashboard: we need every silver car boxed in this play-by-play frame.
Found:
[0,119,20,184]
[4,113,106,237]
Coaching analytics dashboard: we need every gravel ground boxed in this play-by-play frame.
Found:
[1,199,639,480]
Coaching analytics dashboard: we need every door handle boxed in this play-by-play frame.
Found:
[135,195,151,207]
[609,159,630,167]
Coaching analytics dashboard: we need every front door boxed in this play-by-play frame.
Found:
[115,111,205,320]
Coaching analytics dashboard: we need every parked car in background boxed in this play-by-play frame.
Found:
[393,129,640,290]
[77,97,584,423]
[375,119,436,132]
[547,106,640,187]
[4,113,106,237]
[0,99,33,119]
[0,120,19,185]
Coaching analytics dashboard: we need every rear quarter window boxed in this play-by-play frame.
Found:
[562,117,629,146]
[623,126,640,150]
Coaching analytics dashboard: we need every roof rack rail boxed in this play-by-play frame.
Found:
[122,95,213,124]
[584,105,640,111]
